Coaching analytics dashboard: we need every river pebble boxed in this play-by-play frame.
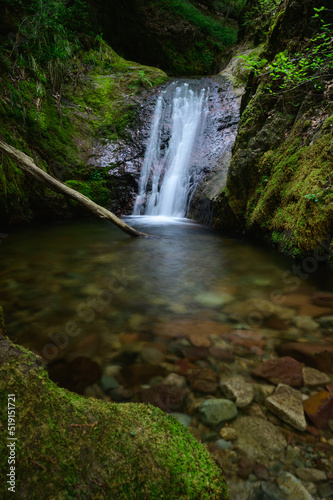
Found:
[277,472,314,500]
[220,376,254,407]
[266,384,307,431]
[198,399,238,426]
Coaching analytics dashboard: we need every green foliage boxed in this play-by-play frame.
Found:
[241,0,279,42]
[65,178,110,207]
[153,0,238,48]
[138,70,153,88]
[240,52,268,77]
[129,70,153,90]
[65,180,91,198]
[2,0,90,90]
[304,193,319,203]
[90,169,106,181]
[242,7,333,95]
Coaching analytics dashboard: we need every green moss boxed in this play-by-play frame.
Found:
[0,335,229,499]
[152,0,237,47]
[65,179,110,208]
[213,2,333,261]
[219,110,333,258]
[0,33,168,225]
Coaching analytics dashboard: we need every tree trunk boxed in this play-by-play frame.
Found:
[0,141,148,238]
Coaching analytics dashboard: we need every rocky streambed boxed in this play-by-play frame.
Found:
[70,292,333,500]
[1,219,333,500]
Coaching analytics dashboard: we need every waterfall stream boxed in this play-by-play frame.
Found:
[133,78,237,218]
[133,82,208,217]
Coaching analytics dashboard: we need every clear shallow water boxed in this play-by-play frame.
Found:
[2,217,333,497]
[1,216,332,361]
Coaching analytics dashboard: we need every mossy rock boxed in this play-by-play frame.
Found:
[212,0,333,261]
[0,332,229,499]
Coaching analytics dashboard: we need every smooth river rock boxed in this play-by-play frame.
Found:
[317,315,333,328]
[277,472,314,500]
[220,376,254,407]
[292,315,319,330]
[198,399,237,426]
[194,291,234,308]
[295,468,327,482]
[252,356,303,386]
[233,416,287,461]
[266,384,307,431]
[169,412,192,428]
[302,366,331,387]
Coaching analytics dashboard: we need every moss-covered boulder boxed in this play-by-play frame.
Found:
[0,328,229,498]
[212,0,333,261]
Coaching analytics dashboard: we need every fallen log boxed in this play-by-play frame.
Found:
[0,140,148,238]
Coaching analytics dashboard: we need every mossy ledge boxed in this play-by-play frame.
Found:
[0,310,228,500]
[212,0,333,262]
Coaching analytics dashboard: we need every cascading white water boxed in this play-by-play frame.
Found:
[133,82,209,217]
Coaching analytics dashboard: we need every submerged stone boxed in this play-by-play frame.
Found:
[190,368,219,393]
[266,384,307,431]
[295,468,327,482]
[292,316,319,331]
[219,426,237,441]
[233,416,287,461]
[169,412,192,428]
[220,376,254,408]
[317,315,333,328]
[277,342,333,374]
[311,292,333,309]
[198,398,238,426]
[194,292,234,308]
[303,390,333,429]
[140,384,185,413]
[100,375,120,392]
[252,357,303,387]
[215,438,232,450]
[277,472,314,500]
[302,367,331,387]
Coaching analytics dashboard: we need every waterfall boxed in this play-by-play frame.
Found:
[133,82,209,218]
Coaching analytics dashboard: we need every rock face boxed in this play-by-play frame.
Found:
[0,31,168,226]
[212,0,333,261]
[0,334,229,499]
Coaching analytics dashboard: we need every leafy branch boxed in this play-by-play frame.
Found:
[240,7,333,95]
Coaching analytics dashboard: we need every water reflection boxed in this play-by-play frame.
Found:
[1,217,332,359]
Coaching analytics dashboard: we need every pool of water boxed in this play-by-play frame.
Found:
[2,217,333,497]
[1,216,332,362]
